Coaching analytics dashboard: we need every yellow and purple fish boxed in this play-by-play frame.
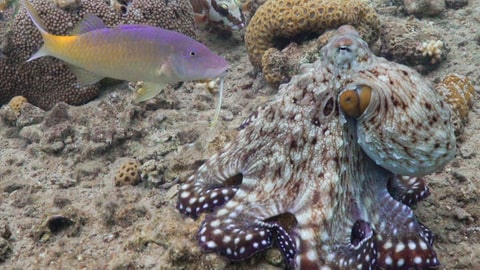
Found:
[22,0,229,102]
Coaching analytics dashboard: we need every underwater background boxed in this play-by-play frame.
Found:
[1,0,479,269]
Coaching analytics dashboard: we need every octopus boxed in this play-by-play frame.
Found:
[177,25,456,269]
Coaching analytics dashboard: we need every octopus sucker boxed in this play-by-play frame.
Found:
[177,25,455,269]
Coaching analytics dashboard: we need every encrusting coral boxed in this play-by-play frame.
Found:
[0,0,196,110]
[7,96,28,114]
[244,0,380,82]
[114,159,141,186]
[435,74,475,136]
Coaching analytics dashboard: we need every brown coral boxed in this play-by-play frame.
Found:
[7,96,28,113]
[0,0,195,110]
[114,159,141,186]
[244,0,380,69]
[435,74,475,136]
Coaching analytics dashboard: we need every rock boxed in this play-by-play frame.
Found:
[403,0,446,17]
[16,103,45,128]
[0,237,12,262]
[445,0,469,9]
[19,124,44,143]
[379,16,449,72]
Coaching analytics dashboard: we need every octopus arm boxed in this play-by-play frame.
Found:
[372,190,439,269]
[197,215,297,264]
[195,173,301,266]
[387,175,431,206]
[177,140,246,218]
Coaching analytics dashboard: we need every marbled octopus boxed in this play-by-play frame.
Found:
[177,25,456,269]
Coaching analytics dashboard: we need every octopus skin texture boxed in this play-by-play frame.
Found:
[177,25,456,269]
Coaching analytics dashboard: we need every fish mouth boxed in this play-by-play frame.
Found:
[229,23,245,30]
[204,64,229,79]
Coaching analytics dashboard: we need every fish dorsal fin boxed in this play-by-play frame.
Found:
[115,24,152,31]
[71,14,107,35]
[68,64,104,85]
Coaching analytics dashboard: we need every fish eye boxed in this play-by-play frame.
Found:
[189,51,196,56]
[218,4,229,16]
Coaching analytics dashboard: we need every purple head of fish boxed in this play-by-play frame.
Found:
[112,25,229,81]
[170,41,229,81]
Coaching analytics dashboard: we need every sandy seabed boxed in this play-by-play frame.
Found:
[1,0,480,269]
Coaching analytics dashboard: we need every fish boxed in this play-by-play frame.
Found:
[190,0,245,30]
[22,0,229,102]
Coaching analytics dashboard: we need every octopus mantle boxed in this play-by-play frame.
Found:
[177,25,456,269]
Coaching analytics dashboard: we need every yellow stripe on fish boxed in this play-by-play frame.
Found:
[23,0,229,102]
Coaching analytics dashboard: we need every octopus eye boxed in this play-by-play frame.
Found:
[339,45,351,52]
[338,85,372,118]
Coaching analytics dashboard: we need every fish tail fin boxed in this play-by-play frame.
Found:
[27,45,50,62]
[23,0,55,61]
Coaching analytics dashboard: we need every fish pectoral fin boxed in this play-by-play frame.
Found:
[194,13,208,24]
[68,65,104,86]
[134,82,168,103]
[71,14,107,35]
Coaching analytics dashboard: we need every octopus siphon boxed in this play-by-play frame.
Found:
[177,25,456,269]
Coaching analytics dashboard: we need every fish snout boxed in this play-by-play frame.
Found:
[230,22,245,30]
[205,65,229,79]
[204,57,229,79]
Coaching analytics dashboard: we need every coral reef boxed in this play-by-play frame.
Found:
[419,39,445,64]
[114,159,142,186]
[0,0,196,110]
[259,37,332,86]
[0,95,44,127]
[379,16,448,73]
[7,96,27,113]
[244,0,380,85]
[435,74,475,136]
